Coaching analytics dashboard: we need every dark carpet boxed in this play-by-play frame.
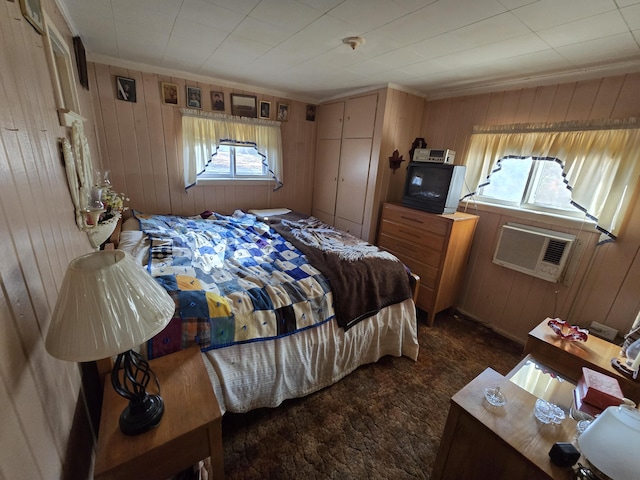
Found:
[221,311,523,479]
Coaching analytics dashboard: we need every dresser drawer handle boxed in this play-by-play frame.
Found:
[400,215,424,224]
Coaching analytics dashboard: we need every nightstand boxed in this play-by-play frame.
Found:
[94,347,224,479]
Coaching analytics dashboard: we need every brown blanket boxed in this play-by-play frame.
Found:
[271,215,413,330]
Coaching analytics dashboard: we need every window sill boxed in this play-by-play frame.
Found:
[459,198,598,231]
[196,178,275,187]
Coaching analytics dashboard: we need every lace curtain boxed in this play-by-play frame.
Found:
[181,109,283,190]
[463,118,640,241]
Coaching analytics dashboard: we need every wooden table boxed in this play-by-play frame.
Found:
[524,318,640,402]
[431,368,576,480]
[94,347,224,480]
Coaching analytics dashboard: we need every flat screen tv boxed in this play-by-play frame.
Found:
[401,162,466,215]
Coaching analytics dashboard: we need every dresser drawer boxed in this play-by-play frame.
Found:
[381,204,451,237]
[378,232,442,268]
[416,284,434,312]
[380,246,439,288]
[379,219,446,253]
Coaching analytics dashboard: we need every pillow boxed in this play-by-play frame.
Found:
[118,230,149,265]
[122,216,141,231]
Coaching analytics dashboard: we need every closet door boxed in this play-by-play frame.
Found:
[335,138,373,225]
[312,138,341,221]
[342,94,377,138]
[317,102,344,139]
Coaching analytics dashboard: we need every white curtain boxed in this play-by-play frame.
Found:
[463,118,640,241]
[181,109,283,190]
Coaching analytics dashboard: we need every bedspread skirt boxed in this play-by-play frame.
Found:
[201,297,418,414]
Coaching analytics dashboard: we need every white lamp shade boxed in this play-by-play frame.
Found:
[46,250,175,362]
[578,405,640,480]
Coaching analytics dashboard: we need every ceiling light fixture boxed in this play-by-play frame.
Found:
[343,36,365,50]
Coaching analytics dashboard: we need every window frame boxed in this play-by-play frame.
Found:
[475,155,589,221]
[198,143,269,181]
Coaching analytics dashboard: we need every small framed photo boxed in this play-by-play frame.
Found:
[211,91,225,111]
[277,103,289,122]
[20,0,44,34]
[231,93,257,118]
[259,101,271,119]
[306,104,316,122]
[161,82,178,105]
[116,76,136,102]
[186,86,202,109]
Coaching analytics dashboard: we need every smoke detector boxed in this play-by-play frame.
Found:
[343,36,365,50]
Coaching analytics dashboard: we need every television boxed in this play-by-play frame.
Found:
[401,162,466,215]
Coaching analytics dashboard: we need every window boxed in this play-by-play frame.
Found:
[182,113,283,190]
[477,156,583,218]
[200,144,267,179]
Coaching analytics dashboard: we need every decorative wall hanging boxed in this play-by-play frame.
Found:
[116,76,136,102]
[211,91,225,111]
[277,103,289,122]
[186,86,202,109]
[161,82,178,105]
[231,94,257,118]
[20,0,44,34]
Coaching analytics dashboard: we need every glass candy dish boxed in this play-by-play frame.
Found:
[547,318,589,342]
[534,398,566,425]
[483,386,507,407]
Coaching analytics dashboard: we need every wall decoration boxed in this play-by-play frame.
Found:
[161,82,178,105]
[231,94,257,118]
[211,91,225,111]
[116,76,136,102]
[277,103,289,122]
[260,101,271,119]
[73,36,89,90]
[306,104,316,121]
[186,86,202,109]
[20,0,44,34]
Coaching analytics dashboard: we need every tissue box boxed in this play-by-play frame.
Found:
[577,367,624,410]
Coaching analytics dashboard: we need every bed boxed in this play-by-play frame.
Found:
[116,209,419,414]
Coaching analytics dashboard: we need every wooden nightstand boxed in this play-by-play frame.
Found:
[94,347,224,479]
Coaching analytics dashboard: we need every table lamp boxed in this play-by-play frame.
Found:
[46,250,175,435]
[578,405,640,479]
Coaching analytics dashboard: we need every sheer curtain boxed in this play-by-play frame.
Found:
[463,118,640,241]
[181,109,283,190]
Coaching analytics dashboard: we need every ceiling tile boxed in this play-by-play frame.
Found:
[512,0,619,31]
[537,11,629,48]
[178,0,245,30]
[206,0,261,15]
[556,32,640,65]
[622,3,640,30]
[248,0,320,30]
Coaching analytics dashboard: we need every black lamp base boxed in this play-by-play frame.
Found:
[119,393,164,436]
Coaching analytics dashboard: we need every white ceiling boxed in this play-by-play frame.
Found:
[58,0,640,102]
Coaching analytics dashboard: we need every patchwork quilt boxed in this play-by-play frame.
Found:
[134,211,334,359]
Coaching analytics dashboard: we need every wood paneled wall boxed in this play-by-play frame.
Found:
[89,63,317,217]
[419,74,640,343]
[0,1,98,479]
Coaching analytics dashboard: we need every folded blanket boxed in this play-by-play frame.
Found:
[272,216,413,330]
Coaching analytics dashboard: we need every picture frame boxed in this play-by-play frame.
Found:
[231,93,257,118]
[116,76,136,102]
[20,0,44,35]
[186,85,202,109]
[259,101,271,119]
[211,91,225,111]
[277,103,289,122]
[161,82,178,106]
[306,104,316,122]
[73,36,89,90]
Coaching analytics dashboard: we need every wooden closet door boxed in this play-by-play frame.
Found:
[342,94,377,138]
[312,138,341,219]
[335,138,373,224]
[317,102,344,139]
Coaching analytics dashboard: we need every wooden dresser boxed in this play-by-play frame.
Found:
[377,203,478,325]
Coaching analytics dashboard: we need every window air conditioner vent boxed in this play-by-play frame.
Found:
[542,239,567,265]
[493,223,576,283]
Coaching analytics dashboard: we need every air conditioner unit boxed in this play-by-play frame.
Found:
[493,223,576,282]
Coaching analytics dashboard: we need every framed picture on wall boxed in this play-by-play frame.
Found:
[211,91,225,111]
[259,101,271,119]
[20,0,44,34]
[231,94,257,118]
[277,103,289,122]
[306,104,316,121]
[186,86,202,109]
[161,82,178,105]
[116,76,136,102]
